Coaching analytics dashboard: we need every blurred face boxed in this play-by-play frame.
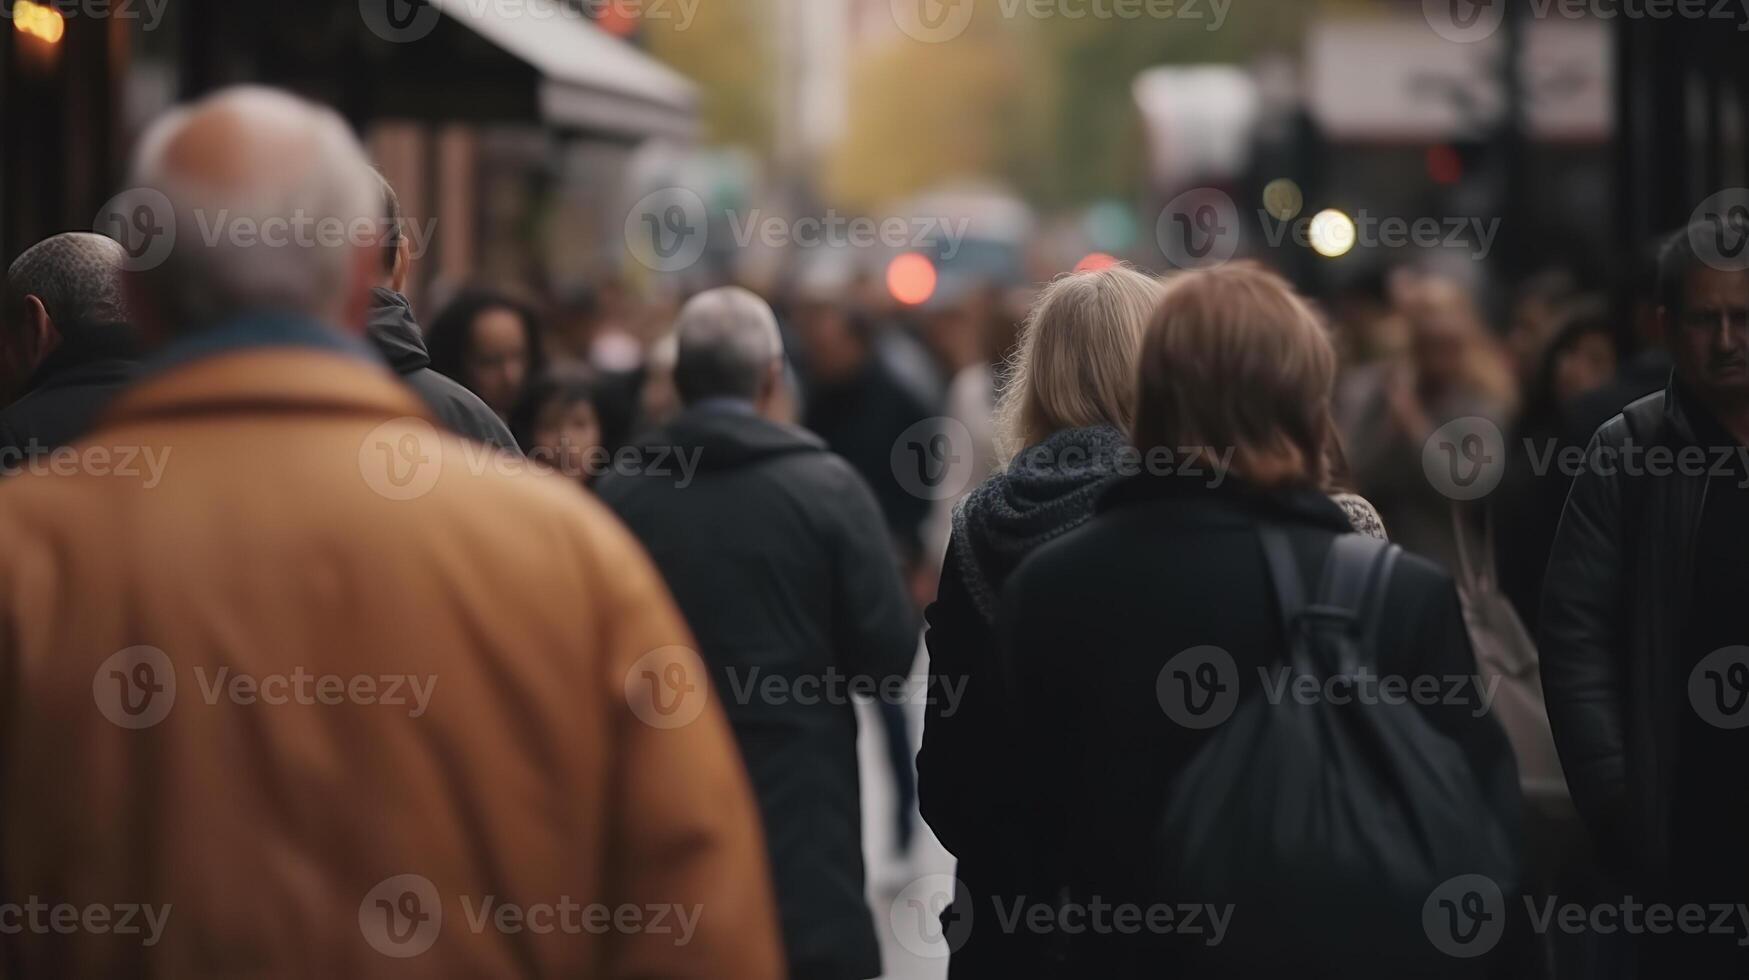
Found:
[1669,266,1749,405]
[465,308,531,417]
[531,397,602,484]
[1552,331,1617,406]
[1411,313,1469,393]
[794,303,865,382]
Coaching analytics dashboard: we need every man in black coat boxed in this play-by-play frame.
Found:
[369,172,517,452]
[597,287,916,980]
[0,233,142,460]
[1542,221,1749,969]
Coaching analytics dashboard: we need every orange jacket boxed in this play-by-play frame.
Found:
[0,344,781,979]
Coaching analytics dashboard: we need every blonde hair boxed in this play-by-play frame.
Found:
[994,265,1161,460]
[1133,262,1338,489]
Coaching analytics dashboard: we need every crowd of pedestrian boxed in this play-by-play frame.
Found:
[0,83,1743,980]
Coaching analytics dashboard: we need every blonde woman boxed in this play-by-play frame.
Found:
[918,264,1161,979]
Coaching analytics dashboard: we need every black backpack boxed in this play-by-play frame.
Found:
[1151,527,1519,975]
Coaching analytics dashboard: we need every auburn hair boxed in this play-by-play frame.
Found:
[1133,262,1338,489]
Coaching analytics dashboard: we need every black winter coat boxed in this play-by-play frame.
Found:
[597,405,917,980]
[996,474,1520,978]
[367,288,519,453]
[1540,377,1717,884]
[0,321,140,459]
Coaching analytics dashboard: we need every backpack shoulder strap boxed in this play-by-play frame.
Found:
[1256,524,1307,639]
[1314,534,1403,663]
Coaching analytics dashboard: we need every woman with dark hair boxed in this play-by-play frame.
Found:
[509,370,605,488]
[427,289,546,420]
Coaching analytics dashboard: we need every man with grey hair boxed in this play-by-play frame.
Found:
[0,88,780,978]
[0,232,141,456]
[599,287,917,980]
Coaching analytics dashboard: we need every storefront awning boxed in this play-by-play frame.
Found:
[432,0,699,141]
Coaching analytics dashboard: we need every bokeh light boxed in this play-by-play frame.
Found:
[1074,252,1120,272]
[887,253,938,306]
[1308,209,1357,258]
[1262,178,1303,221]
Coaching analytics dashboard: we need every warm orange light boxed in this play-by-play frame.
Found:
[596,7,638,36]
[14,1,65,44]
[1074,252,1119,272]
[887,253,938,306]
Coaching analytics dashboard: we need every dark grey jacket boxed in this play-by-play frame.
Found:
[597,405,916,980]
[367,288,518,454]
[1540,375,1701,882]
[0,321,141,458]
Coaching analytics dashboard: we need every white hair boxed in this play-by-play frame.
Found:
[672,287,784,403]
[128,86,380,332]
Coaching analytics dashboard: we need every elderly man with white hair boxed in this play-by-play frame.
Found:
[598,287,917,980]
[0,87,780,979]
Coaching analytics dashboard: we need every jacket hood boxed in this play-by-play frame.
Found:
[640,404,826,474]
[951,424,1130,623]
[366,287,431,375]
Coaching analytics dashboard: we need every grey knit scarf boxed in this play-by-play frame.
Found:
[950,424,1130,624]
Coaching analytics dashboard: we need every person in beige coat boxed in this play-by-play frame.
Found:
[0,86,781,979]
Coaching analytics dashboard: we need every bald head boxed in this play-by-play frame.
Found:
[672,287,785,406]
[124,86,380,339]
[4,233,129,328]
[0,233,131,401]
